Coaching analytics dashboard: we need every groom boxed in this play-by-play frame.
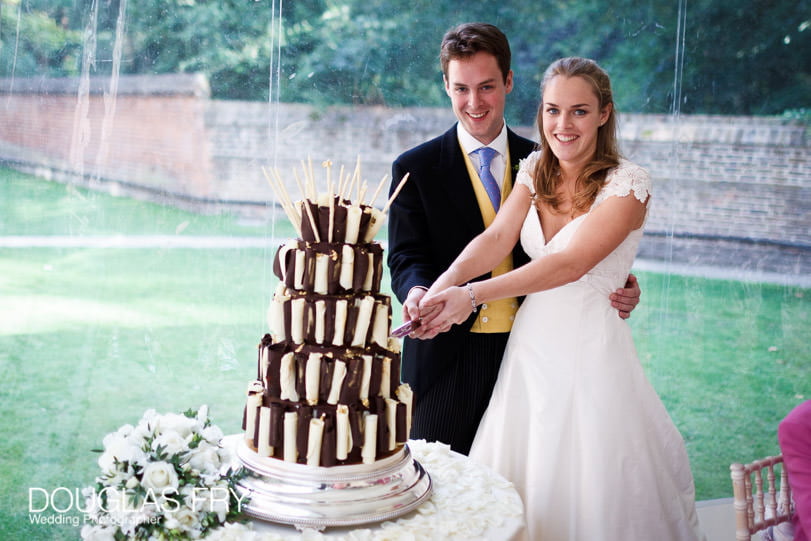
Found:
[387,22,640,454]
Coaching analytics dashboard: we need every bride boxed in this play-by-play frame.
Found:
[420,57,705,541]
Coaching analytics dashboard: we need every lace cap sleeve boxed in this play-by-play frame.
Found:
[594,160,652,207]
[515,150,542,194]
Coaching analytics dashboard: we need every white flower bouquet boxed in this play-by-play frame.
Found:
[81,406,248,540]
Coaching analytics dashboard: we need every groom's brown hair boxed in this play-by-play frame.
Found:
[439,23,512,83]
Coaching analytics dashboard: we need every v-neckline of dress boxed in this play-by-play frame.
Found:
[534,208,588,247]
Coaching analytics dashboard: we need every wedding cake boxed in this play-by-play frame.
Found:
[240,160,415,468]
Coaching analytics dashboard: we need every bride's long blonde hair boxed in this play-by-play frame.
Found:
[532,57,621,214]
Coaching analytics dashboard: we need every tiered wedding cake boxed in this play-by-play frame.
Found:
[235,160,430,529]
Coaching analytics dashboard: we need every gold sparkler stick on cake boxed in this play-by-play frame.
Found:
[293,168,307,203]
[262,166,302,237]
[352,155,362,199]
[323,161,335,242]
[301,198,321,243]
[323,160,333,195]
[383,172,411,214]
[271,168,301,224]
[263,157,410,242]
[358,181,368,206]
[337,165,347,198]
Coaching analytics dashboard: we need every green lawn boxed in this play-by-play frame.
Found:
[0,168,297,238]
[1,169,808,539]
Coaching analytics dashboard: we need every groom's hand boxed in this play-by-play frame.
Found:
[610,274,641,319]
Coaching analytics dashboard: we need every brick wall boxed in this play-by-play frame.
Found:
[619,114,810,248]
[204,100,457,206]
[615,115,811,274]
[0,74,214,200]
[0,75,808,274]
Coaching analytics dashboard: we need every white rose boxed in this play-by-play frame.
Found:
[98,463,136,488]
[156,413,199,438]
[188,486,230,522]
[201,424,224,444]
[186,443,221,476]
[131,418,154,443]
[98,432,146,474]
[140,461,179,493]
[152,430,189,456]
[215,444,234,472]
[164,506,202,535]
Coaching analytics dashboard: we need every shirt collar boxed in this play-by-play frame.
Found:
[456,122,509,158]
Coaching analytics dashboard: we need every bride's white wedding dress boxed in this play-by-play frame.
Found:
[469,153,705,541]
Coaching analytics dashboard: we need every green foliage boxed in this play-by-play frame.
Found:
[676,0,811,115]
[2,0,808,118]
[0,2,82,76]
[781,108,811,137]
[782,108,811,121]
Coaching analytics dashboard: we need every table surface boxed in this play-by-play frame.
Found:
[219,436,525,541]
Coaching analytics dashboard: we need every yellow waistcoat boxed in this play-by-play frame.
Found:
[461,148,520,333]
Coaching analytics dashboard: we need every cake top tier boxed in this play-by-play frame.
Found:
[263,158,409,245]
[299,196,383,245]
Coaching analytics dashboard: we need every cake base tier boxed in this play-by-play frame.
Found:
[233,435,433,530]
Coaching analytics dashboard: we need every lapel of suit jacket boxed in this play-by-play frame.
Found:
[506,127,534,173]
[436,124,488,235]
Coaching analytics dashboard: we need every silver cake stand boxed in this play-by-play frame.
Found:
[232,436,433,531]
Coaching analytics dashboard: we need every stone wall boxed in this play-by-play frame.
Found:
[0,74,808,275]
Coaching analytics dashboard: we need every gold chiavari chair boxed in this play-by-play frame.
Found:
[730,455,794,540]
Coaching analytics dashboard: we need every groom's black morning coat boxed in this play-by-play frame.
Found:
[387,124,536,404]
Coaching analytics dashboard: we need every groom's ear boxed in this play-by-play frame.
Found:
[504,70,514,94]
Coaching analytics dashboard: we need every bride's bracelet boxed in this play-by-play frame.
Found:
[465,282,478,313]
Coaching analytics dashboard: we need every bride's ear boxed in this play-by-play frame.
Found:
[599,103,612,127]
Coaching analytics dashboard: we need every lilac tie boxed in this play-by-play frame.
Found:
[474,147,501,211]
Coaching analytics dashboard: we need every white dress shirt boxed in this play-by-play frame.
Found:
[456,121,509,190]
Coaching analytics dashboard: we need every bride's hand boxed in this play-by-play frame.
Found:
[407,301,444,339]
[420,286,473,335]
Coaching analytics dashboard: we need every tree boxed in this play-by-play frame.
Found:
[0,0,807,117]
[0,1,82,78]
[677,0,811,114]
